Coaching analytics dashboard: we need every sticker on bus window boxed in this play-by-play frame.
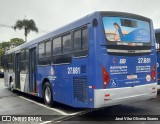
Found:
[102,17,150,43]
[111,79,118,87]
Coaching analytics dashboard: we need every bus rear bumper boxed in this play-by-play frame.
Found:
[157,85,160,90]
[94,83,157,108]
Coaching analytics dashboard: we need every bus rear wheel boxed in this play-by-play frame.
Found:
[43,82,54,107]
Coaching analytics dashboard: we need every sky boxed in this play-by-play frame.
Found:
[0,0,160,42]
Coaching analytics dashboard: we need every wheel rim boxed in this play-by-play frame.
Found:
[11,84,14,91]
[10,82,13,91]
[45,86,51,103]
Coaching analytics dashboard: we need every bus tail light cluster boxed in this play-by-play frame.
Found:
[151,64,156,81]
[102,66,110,88]
[151,86,156,94]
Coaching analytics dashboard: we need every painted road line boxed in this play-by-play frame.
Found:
[39,121,52,124]
[19,96,95,123]
[19,96,69,115]
[53,109,95,123]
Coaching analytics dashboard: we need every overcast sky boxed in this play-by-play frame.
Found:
[0,0,160,42]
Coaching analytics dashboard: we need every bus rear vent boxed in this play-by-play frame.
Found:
[73,77,88,102]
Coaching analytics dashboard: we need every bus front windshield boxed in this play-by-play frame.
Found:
[102,17,150,43]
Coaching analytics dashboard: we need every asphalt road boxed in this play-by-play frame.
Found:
[0,78,88,124]
[0,78,160,124]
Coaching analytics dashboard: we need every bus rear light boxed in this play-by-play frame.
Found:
[152,87,156,90]
[151,64,156,81]
[89,86,95,89]
[102,66,110,88]
[105,94,110,97]
[152,91,156,94]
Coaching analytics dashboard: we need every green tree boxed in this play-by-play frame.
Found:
[13,19,38,42]
[0,42,10,68]
[0,38,25,68]
[10,38,25,47]
[0,41,10,51]
[0,49,5,68]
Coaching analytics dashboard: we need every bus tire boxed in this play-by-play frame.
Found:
[43,82,54,107]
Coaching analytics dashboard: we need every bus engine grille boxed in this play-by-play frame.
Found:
[73,77,88,102]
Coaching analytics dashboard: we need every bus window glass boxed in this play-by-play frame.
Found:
[102,17,150,43]
[39,42,45,58]
[121,19,137,28]
[63,34,71,53]
[156,33,160,43]
[26,49,29,60]
[82,28,88,50]
[21,50,25,61]
[46,40,51,57]
[74,30,81,51]
[9,54,11,63]
[156,33,160,50]
[53,37,61,55]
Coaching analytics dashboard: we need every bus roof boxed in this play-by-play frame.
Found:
[6,11,151,54]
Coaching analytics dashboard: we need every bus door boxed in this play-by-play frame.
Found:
[15,53,20,89]
[29,48,36,92]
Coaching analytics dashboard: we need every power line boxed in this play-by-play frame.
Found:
[0,24,12,28]
[0,23,49,34]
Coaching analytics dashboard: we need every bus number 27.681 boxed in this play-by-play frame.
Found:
[138,58,151,63]
[68,67,81,74]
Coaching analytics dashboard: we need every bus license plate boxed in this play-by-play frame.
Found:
[127,75,137,79]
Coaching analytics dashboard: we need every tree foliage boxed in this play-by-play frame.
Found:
[0,38,25,68]
[10,38,25,47]
[13,19,38,42]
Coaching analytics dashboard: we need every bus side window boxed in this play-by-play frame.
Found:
[26,49,29,60]
[62,34,71,54]
[38,42,45,65]
[52,34,72,64]
[156,33,160,51]
[20,49,28,73]
[46,40,51,57]
[82,28,88,51]
[73,28,88,57]
[45,40,51,64]
[8,54,13,70]
[38,42,45,59]
[52,37,62,55]
[74,30,81,52]
[12,53,15,72]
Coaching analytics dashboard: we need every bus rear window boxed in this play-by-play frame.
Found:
[121,19,137,28]
[102,17,150,43]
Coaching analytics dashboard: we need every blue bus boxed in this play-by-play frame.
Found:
[155,28,160,89]
[3,11,157,108]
